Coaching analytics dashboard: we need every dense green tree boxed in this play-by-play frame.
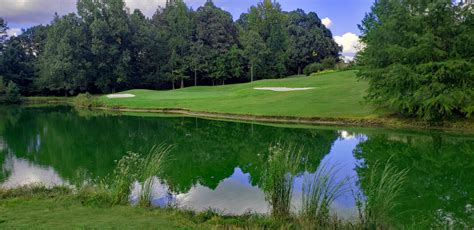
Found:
[357,0,474,120]
[240,30,268,82]
[129,9,168,89]
[194,0,239,84]
[286,9,341,74]
[77,0,132,93]
[153,0,194,89]
[0,26,46,95]
[244,0,289,79]
[37,14,90,96]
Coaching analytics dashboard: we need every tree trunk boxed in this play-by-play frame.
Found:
[194,70,197,86]
[298,66,301,75]
[180,77,184,89]
[250,64,254,82]
[212,80,215,86]
[172,80,175,90]
[222,79,225,85]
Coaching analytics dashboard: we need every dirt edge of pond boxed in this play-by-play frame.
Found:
[93,106,474,133]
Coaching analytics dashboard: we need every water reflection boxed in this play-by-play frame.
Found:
[0,106,473,226]
[1,153,67,188]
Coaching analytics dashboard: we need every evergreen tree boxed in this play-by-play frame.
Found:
[357,0,474,120]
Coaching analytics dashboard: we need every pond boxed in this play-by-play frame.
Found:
[0,106,473,227]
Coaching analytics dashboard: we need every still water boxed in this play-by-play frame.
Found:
[0,106,473,227]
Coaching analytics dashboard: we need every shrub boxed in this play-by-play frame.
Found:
[73,93,102,108]
[303,63,324,76]
[321,57,337,70]
[3,81,22,104]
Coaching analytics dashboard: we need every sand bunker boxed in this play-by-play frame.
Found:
[106,93,136,99]
[254,87,315,92]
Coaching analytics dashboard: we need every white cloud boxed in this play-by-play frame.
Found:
[7,28,23,37]
[124,0,167,16]
[334,32,363,58]
[321,17,332,28]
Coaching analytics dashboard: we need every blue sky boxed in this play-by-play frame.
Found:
[0,0,374,57]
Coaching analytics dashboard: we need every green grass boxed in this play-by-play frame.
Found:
[100,71,379,119]
[0,198,210,229]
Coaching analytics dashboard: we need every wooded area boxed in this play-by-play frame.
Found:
[0,0,340,96]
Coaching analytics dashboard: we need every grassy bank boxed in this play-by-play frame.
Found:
[0,186,341,229]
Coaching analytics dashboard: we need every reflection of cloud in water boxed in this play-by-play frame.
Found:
[1,154,66,188]
[177,168,268,215]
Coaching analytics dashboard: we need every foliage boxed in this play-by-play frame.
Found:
[287,9,341,74]
[3,81,21,104]
[261,143,303,219]
[357,0,474,120]
[0,1,341,95]
[303,62,324,76]
[73,93,102,108]
[321,57,337,70]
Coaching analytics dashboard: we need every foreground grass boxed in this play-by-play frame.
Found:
[0,198,211,229]
[99,71,379,119]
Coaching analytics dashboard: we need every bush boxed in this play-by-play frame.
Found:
[73,93,102,108]
[303,63,324,76]
[3,81,22,104]
[321,57,337,70]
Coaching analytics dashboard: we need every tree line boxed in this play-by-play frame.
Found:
[0,0,341,96]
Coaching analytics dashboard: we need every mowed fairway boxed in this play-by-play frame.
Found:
[100,70,378,118]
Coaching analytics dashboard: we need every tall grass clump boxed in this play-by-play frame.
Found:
[355,159,409,229]
[261,143,304,219]
[137,144,171,207]
[108,145,171,206]
[300,163,348,226]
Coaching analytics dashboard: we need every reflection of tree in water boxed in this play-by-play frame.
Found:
[354,133,474,228]
[0,106,338,194]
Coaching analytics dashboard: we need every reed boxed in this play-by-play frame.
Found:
[137,144,171,207]
[355,159,408,229]
[301,163,348,226]
[261,143,304,219]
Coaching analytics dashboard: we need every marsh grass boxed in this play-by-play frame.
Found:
[261,143,304,220]
[301,163,348,226]
[137,144,171,207]
[355,159,409,229]
[107,144,171,206]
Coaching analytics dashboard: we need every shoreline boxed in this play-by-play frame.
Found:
[94,106,474,133]
[19,97,474,133]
